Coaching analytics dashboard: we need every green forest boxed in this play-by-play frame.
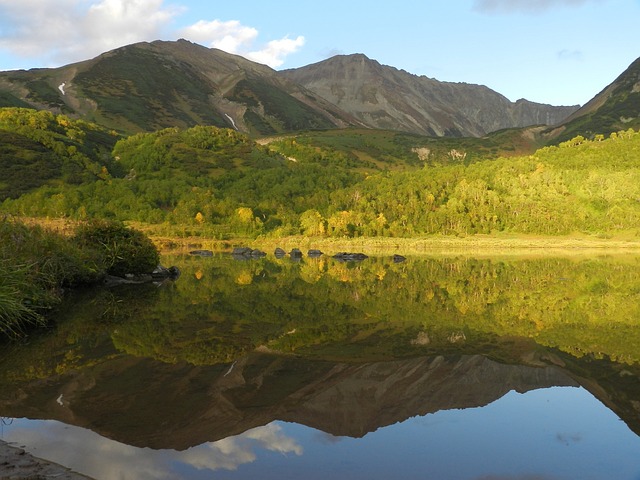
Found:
[2,106,640,239]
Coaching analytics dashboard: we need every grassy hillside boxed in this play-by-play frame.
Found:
[72,44,229,131]
[2,104,640,240]
[0,40,356,136]
[269,126,545,171]
[225,77,337,135]
[0,130,63,199]
[0,108,119,200]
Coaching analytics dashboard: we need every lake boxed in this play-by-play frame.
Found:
[1,253,640,479]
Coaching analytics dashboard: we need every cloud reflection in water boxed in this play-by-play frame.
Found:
[4,421,302,479]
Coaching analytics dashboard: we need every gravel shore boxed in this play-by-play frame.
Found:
[0,439,93,479]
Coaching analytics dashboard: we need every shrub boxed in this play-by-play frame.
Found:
[73,219,159,277]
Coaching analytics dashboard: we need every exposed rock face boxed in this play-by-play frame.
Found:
[281,54,579,137]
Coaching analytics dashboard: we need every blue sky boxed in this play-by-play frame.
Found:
[0,0,638,106]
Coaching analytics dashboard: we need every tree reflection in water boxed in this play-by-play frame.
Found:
[1,254,640,478]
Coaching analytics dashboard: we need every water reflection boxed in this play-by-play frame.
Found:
[1,254,640,478]
[3,387,640,480]
[2,420,302,479]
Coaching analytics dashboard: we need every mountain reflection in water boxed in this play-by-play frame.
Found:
[1,254,640,479]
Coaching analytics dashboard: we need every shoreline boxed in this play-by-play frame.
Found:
[0,439,92,479]
[152,233,640,257]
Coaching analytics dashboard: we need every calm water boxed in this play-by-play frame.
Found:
[1,253,640,479]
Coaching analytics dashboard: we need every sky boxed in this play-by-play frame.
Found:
[0,0,638,106]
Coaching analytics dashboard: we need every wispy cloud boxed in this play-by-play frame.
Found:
[473,0,602,13]
[557,49,584,61]
[0,0,304,69]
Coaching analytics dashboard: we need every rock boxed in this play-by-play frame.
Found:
[232,247,266,259]
[189,249,213,256]
[152,265,181,279]
[290,248,303,258]
[308,249,324,257]
[274,247,287,258]
[104,265,180,286]
[393,254,407,263]
[332,252,368,262]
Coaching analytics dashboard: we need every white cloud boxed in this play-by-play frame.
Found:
[0,0,304,69]
[179,20,305,68]
[0,0,179,66]
[179,19,258,53]
[473,0,603,13]
[245,35,305,68]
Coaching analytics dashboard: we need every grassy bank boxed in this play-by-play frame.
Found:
[0,218,159,339]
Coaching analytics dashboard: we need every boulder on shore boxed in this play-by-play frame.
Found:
[104,264,180,286]
[308,249,324,257]
[232,247,267,259]
[333,252,368,262]
[290,248,303,258]
[274,247,287,258]
[232,247,253,256]
[189,249,213,256]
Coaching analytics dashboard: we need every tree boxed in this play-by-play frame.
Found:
[299,209,326,236]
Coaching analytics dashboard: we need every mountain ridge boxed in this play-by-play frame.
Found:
[0,40,579,137]
[0,39,359,135]
[280,53,579,137]
[544,55,640,142]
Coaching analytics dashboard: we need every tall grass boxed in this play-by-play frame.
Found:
[0,217,158,339]
[0,260,44,337]
[0,219,82,338]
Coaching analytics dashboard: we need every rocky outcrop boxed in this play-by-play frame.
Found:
[281,54,579,137]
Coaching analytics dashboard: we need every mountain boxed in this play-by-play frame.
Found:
[546,56,640,142]
[280,54,579,137]
[0,41,580,138]
[0,39,358,135]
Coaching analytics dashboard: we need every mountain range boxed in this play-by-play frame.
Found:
[1,39,636,140]
[281,53,578,137]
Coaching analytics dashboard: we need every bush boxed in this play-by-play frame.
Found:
[73,220,159,277]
